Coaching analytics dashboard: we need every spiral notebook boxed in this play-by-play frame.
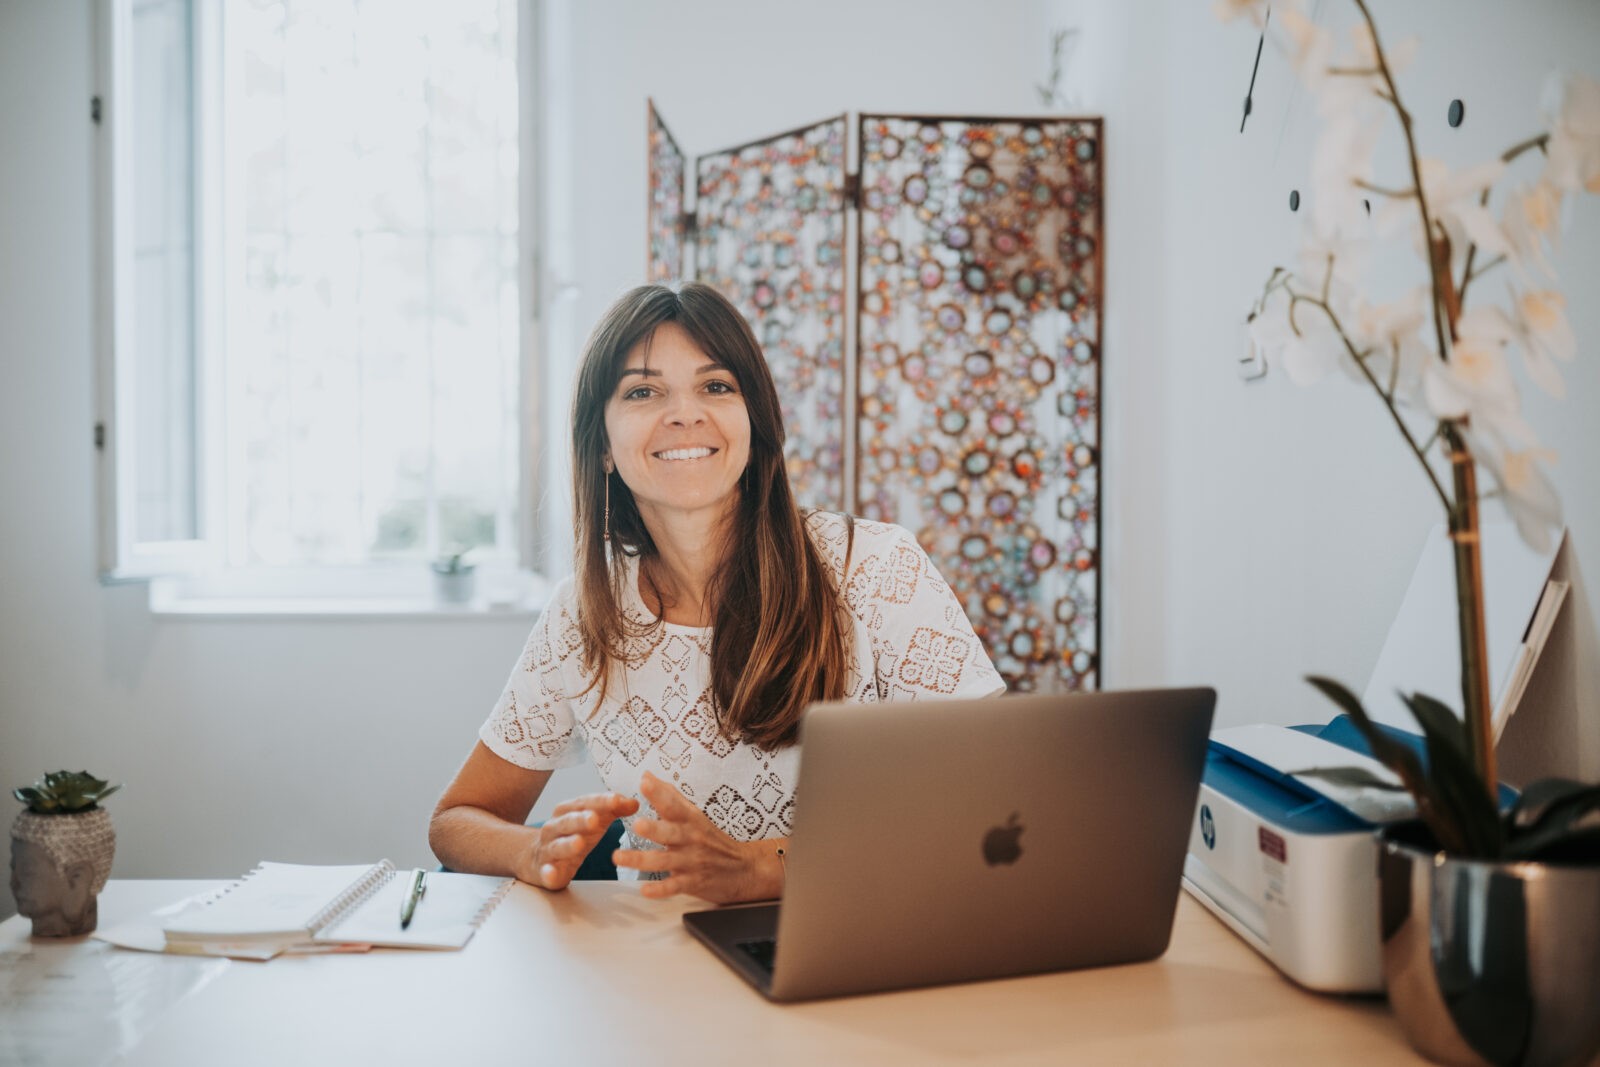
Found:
[160,860,509,952]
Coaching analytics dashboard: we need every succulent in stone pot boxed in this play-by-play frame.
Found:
[10,771,121,937]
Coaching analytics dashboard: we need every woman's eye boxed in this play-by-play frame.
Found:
[623,386,653,401]
[705,380,736,394]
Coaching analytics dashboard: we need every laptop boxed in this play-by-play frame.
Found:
[682,687,1216,1001]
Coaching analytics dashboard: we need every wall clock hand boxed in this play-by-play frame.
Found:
[1240,7,1270,133]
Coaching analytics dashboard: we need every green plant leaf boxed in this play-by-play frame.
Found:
[1396,689,1470,764]
[1509,777,1590,831]
[1503,780,1600,860]
[1306,675,1469,854]
[1505,824,1600,863]
[1401,691,1503,858]
[1286,766,1409,791]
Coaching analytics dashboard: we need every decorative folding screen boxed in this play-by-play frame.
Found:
[648,108,1101,692]
[694,118,848,512]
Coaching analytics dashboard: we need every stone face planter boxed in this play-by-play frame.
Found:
[1378,827,1600,1067]
[9,808,116,937]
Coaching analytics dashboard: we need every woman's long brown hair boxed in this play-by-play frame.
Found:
[570,283,851,749]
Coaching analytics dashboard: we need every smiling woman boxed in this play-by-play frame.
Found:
[429,283,1004,906]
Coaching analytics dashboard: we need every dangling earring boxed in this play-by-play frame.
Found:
[602,461,613,543]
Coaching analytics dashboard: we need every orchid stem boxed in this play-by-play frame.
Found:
[1354,0,1495,799]
[1353,179,1415,198]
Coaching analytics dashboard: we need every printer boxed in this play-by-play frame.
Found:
[1182,524,1579,994]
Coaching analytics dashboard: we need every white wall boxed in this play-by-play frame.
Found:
[3,0,1598,923]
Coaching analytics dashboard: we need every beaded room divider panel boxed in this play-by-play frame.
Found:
[692,117,849,513]
[646,111,1101,691]
[646,102,687,283]
[856,116,1101,691]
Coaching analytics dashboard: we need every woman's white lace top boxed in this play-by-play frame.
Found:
[479,513,1004,874]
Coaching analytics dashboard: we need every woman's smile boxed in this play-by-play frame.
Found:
[653,446,719,462]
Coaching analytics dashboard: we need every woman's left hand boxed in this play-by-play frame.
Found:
[613,771,784,904]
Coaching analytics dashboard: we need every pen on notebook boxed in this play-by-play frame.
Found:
[399,868,427,930]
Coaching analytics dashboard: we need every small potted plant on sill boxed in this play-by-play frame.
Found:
[1218,2,1600,1065]
[10,771,120,937]
[431,547,477,605]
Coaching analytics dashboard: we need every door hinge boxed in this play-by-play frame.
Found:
[94,422,106,450]
[92,96,102,125]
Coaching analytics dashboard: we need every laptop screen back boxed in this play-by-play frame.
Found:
[767,688,1216,1001]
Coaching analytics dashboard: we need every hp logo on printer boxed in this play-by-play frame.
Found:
[1200,804,1216,850]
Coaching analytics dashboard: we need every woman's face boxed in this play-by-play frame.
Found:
[603,322,751,531]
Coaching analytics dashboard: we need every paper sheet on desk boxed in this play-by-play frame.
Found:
[93,890,372,960]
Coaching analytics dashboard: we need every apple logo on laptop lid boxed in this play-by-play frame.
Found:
[982,813,1024,866]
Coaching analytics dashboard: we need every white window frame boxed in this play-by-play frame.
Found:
[92,0,550,610]
[94,0,226,581]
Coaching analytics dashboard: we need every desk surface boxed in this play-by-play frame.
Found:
[1,879,1422,1066]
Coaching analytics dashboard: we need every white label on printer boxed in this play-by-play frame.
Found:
[1260,827,1288,914]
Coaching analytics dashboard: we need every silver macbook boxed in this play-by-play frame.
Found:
[682,687,1216,1001]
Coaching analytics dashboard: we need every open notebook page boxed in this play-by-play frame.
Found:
[315,871,510,950]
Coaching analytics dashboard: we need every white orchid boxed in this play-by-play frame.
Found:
[1220,0,1595,851]
[1272,7,1417,120]
[1309,113,1382,241]
[1225,3,1592,568]
[1500,180,1564,281]
[1376,157,1508,273]
[1541,72,1600,194]
[1464,427,1563,556]
[1245,283,1339,387]
[1213,0,1269,27]
[1345,288,1431,403]
[1509,286,1576,398]
[1422,307,1518,419]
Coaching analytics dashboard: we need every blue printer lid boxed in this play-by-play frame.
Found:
[1202,714,1517,835]
[1203,740,1371,836]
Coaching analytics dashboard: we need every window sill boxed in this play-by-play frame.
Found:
[146,565,552,621]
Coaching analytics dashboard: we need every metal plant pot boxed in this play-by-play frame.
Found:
[1378,827,1600,1067]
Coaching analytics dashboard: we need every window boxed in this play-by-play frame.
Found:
[95,0,533,590]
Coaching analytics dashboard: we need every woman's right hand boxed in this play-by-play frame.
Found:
[523,792,640,890]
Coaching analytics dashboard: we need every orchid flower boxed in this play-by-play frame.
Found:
[1541,72,1600,194]
[1509,286,1576,398]
[1310,114,1383,241]
[1422,306,1529,440]
[1464,427,1563,556]
[1376,157,1508,274]
[1344,288,1431,403]
[1213,0,1269,27]
[1500,180,1564,282]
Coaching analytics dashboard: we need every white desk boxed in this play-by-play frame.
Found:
[1,880,1423,1065]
